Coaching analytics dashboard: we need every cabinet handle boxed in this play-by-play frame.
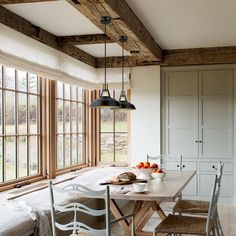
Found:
[199,141,202,143]
[212,165,218,170]
[195,141,199,143]
[177,165,185,168]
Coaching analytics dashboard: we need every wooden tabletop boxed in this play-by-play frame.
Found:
[110,170,196,201]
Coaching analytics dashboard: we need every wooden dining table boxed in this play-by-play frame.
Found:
[107,170,196,236]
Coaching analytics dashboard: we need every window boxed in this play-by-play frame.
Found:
[56,81,86,169]
[100,90,128,163]
[0,65,40,183]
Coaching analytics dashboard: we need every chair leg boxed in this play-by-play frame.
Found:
[131,216,135,236]
[216,212,224,236]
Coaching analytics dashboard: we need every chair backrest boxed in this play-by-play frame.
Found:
[205,173,223,234]
[49,181,111,236]
[147,154,184,171]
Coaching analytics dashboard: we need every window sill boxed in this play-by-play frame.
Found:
[0,166,96,201]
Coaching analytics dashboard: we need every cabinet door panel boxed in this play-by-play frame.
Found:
[183,175,197,196]
[169,129,198,156]
[168,71,197,96]
[201,129,231,157]
[202,96,231,127]
[199,70,233,158]
[202,70,232,95]
[199,174,234,197]
[166,71,198,157]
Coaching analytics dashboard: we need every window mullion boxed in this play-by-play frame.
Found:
[2,68,5,182]
[113,90,115,163]
[62,84,65,168]
[76,88,79,164]
[26,73,30,177]
[70,86,72,167]
[15,69,18,179]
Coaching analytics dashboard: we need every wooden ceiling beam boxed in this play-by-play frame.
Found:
[0,5,96,67]
[162,46,236,66]
[96,46,236,68]
[66,0,163,61]
[58,34,116,45]
[0,0,56,4]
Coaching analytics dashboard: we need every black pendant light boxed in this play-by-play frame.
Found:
[90,16,120,109]
[114,35,136,110]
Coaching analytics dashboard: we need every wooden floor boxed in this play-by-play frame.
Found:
[111,203,236,236]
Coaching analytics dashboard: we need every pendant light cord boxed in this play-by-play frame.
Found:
[122,39,124,92]
[104,20,107,85]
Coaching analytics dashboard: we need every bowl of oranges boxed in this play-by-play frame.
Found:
[151,169,166,182]
[135,162,159,180]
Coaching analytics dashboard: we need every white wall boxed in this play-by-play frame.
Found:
[130,66,161,165]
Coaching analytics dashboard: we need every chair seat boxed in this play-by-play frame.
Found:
[173,199,209,214]
[156,214,212,235]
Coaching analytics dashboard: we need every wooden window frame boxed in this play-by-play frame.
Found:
[55,82,88,175]
[0,66,43,190]
[98,90,130,165]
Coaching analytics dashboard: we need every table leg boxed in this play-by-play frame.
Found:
[110,199,130,236]
[154,201,166,220]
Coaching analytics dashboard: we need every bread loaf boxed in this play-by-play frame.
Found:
[117,172,136,182]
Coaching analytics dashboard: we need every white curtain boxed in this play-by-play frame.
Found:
[0,23,131,89]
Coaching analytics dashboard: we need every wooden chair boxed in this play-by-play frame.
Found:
[153,174,221,236]
[173,162,224,235]
[49,181,135,236]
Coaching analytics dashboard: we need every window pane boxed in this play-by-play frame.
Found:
[100,133,114,162]
[0,137,2,182]
[71,86,77,100]
[18,71,27,92]
[57,99,63,133]
[65,134,71,166]
[5,67,15,89]
[57,81,63,99]
[0,90,2,135]
[5,136,16,181]
[64,84,70,99]
[18,136,27,178]
[72,134,77,165]
[29,74,38,94]
[78,103,83,133]
[64,101,70,133]
[0,65,2,87]
[29,136,38,175]
[78,88,83,101]
[5,91,15,135]
[29,95,38,134]
[100,109,113,132]
[18,93,27,134]
[71,102,77,133]
[78,134,84,163]
[57,135,63,169]
[115,133,128,162]
[115,110,128,132]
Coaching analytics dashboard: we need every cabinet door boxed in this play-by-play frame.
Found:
[165,71,198,158]
[199,174,234,197]
[199,70,233,158]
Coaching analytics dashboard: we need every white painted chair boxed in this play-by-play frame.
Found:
[49,181,135,236]
[173,161,224,235]
[153,173,222,236]
[147,154,184,171]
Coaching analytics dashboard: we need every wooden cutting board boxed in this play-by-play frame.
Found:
[100,179,147,185]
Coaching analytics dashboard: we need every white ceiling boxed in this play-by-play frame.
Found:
[76,43,131,57]
[126,0,236,49]
[4,1,102,36]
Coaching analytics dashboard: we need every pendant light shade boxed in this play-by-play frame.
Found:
[90,16,120,109]
[113,35,136,110]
